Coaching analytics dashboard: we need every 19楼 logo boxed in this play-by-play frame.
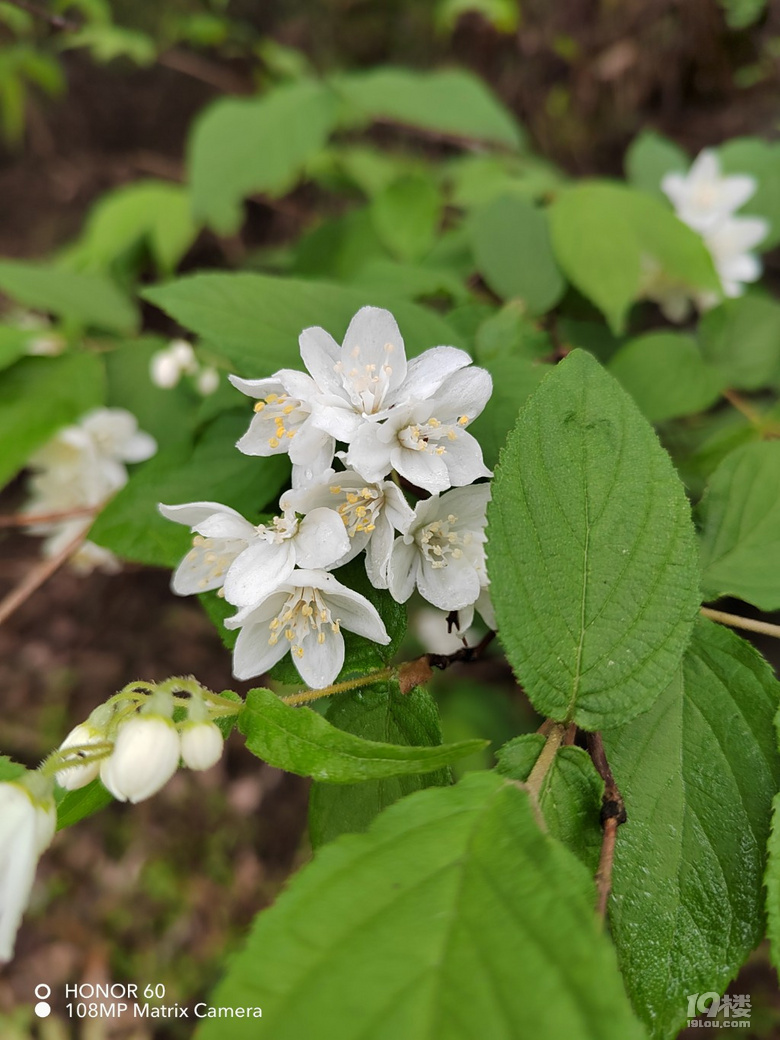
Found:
[686,993,751,1028]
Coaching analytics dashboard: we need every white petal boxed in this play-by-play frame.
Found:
[232,620,289,680]
[228,375,286,399]
[364,512,394,589]
[719,175,757,213]
[402,346,472,400]
[295,630,345,688]
[308,401,366,442]
[661,171,687,209]
[0,795,38,963]
[346,424,394,483]
[341,306,407,397]
[294,507,350,569]
[388,538,418,603]
[290,425,336,488]
[121,431,157,463]
[391,445,450,493]
[718,253,761,285]
[382,481,415,533]
[298,326,344,396]
[236,413,293,457]
[417,556,481,611]
[436,484,491,529]
[441,432,492,486]
[158,502,254,536]
[425,366,493,423]
[222,542,295,607]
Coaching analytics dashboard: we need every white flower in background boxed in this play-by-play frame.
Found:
[159,500,349,606]
[347,366,492,493]
[100,714,181,803]
[229,370,335,488]
[150,339,198,389]
[281,467,414,588]
[27,334,66,357]
[0,777,57,963]
[299,306,474,443]
[180,722,224,771]
[225,569,390,688]
[388,484,490,612]
[196,366,220,396]
[662,150,757,233]
[701,215,769,301]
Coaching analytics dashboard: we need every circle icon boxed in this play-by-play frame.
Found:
[34,984,51,999]
[34,1001,51,1018]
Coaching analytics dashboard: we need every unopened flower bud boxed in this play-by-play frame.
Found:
[55,723,106,791]
[196,366,219,396]
[150,350,183,389]
[180,722,224,771]
[100,715,180,803]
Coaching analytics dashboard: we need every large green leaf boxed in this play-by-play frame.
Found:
[143,274,467,377]
[0,352,105,491]
[624,130,688,200]
[332,67,524,151]
[309,682,451,848]
[549,182,718,333]
[0,260,138,333]
[238,686,485,782]
[370,173,443,263]
[698,441,780,610]
[89,412,290,568]
[604,619,780,1039]
[487,350,700,729]
[188,80,340,233]
[470,195,564,313]
[199,772,645,1040]
[609,332,725,423]
[698,294,780,391]
[496,733,604,871]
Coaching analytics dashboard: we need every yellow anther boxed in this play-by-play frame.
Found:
[365,524,376,532]
[268,634,279,646]
[287,430,295,438]
[301,604,313,616]
[458,415,469,426]
[294,646,304,658]
[330,486,342,494]
[285,629,295,640]
[270,618,281,630]
[253,401,265,412]
[283,404,295,415]
[428,418,441,428]
[447,430,457,441]
[192,535,205,546]
[266,393,279,403]
[347,493,359,504]
[317,633,326,644]
[269,437,280,448]
[320,610,328,621]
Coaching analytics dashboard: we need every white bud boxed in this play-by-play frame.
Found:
[180,722,224,771]
[196,366,219,396]
[100,715,181,803]
[27,334,65,357]
[55,723,106,791]
[170,339,197,372]
[150,349,183,389]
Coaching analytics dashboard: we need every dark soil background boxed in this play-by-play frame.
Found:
[1,1,780,1036]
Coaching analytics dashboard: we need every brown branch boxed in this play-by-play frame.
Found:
[0,506,97,528]
[585,732,627,921]
[0,528,86,627]
[397,630,497,694]
[157,49,252,96]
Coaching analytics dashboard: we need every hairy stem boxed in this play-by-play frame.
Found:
[701,606,780,640]
[281,668,394,707]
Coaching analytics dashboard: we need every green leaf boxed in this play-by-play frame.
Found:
[56,778,112,830]
[469,350,548,468]
[0,756,27,783]
[0,324,36,373]
[188,80,340,234]
[437,0,520,34]
[624,130,688,199]
[332,66,524,151]
[609,332,725,422]
[0,352,105,490]
[717,0,767,27]
[68,180,198,275]
[488,350,700,729]
[699,294,780,390]
[89,412,290,568]
[766,790,780,981]
[496,734,604,870]
[370,173,443,262]
[200,772,644,1040]
[308,682,451,848]
[604,618,780,1039]
[238,686,485,782]
[0,260,138,333]
[718,138,780,248]
[347,259,468,304]
[698,441,780,610]
[470,195,564,313]
[143,273,467,376]
[549,182,718,333]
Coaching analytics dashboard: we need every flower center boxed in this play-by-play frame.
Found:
[267,587,341,658]
[693,182,718,211]
[260,513,298,544]
[334,341,396,415]
[253,392,307,449]
[329,484,382,537]
[417,514,471,569]
[398,414,470,456]
[188,536,245,588]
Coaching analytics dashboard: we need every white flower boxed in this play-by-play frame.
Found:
[159,500,349,606]
[388,484,490,611]
[300,305,476,443]
[180,722,224,770]
[229,369,335,488]
[54,722,106,791]
[0,779,56,963]
[280,467,414,588]
[346,366,492,493]
[27,334,65,357]
[150,339,198,388]
[100,714,181,803]
[701,215,769,301]
[662,150,757,233]
[225,569,390,688]
[196,366,220,396]
[79,408,157,468]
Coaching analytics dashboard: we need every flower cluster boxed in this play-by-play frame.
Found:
[150,338,219,396]
[655,149,768,319]
[22,407,157,573]
[162,306,494,688]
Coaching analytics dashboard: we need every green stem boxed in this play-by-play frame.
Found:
[525,723,565,801]
[281,668,394,707]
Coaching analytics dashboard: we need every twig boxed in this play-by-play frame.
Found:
[585,732,627,921]
[281,668,394,707]
[397,629,497,693]
[723,389,763,427]
[701,606,780,640]
[157,49,252,95]
[0,529,86,627]
[0,506,97,528]
[1,0,78,30]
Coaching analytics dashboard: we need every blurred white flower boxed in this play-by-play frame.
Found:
[701,215,769,301]
[662,150,757,233]
[100,714,180,803]
[225,569,390,688]
[180,722,224,771]
[159,500,349,605]
[388,484,490,612]
[26,334,66,357]
[196,366,220,396]
[150,339,198,389]
[281,467,414,588]
[0,778,56,963]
